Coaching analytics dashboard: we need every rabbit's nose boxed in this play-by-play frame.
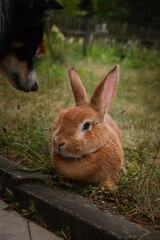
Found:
[58,142,66,152]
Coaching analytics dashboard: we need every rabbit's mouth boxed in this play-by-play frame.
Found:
[65,156,80,161]
[59,152,83,161]
[56,144,105,160]
[54,142,85,160]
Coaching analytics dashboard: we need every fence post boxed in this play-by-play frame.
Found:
[83,17,91,55]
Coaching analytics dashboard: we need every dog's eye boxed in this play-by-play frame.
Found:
[82,121,92,131]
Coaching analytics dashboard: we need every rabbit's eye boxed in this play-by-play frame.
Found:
[82,121,92,131]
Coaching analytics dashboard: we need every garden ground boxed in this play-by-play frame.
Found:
[0,37,160,231]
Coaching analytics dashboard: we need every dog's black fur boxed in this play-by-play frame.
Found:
[0,0,63,92]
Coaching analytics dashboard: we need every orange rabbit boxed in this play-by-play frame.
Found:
[51,65,123,188]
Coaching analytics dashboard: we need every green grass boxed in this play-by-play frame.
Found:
[0,36,160,230]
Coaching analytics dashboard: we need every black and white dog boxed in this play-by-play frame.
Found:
[0,0,63,92]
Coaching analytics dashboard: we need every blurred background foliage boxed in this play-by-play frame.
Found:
[60,0,160,28]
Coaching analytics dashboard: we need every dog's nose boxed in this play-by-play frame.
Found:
[31,82,38,91]
[58,142,66,152]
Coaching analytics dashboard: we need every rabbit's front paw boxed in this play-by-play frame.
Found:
[59,177,75,188]
[99,179,117,190]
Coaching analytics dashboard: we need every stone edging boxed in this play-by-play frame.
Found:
[0,155,160,240]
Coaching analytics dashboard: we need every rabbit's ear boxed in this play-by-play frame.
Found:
[68,67,88,106]
[90,65,119,116]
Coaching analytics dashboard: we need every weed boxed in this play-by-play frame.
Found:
[55,227,71,240]
[21,201,39,221]
[3,189,41,221]
[3,188,20,210]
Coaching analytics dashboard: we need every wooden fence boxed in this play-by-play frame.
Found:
[49,13,160,53]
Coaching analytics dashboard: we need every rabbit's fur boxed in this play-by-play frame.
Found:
[51,66,123,188]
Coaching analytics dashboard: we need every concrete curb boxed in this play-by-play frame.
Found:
[0,155,160,240]
[0,155,49,191]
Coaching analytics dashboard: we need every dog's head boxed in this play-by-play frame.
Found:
[0,0,63,92]
[0,42,39,92]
